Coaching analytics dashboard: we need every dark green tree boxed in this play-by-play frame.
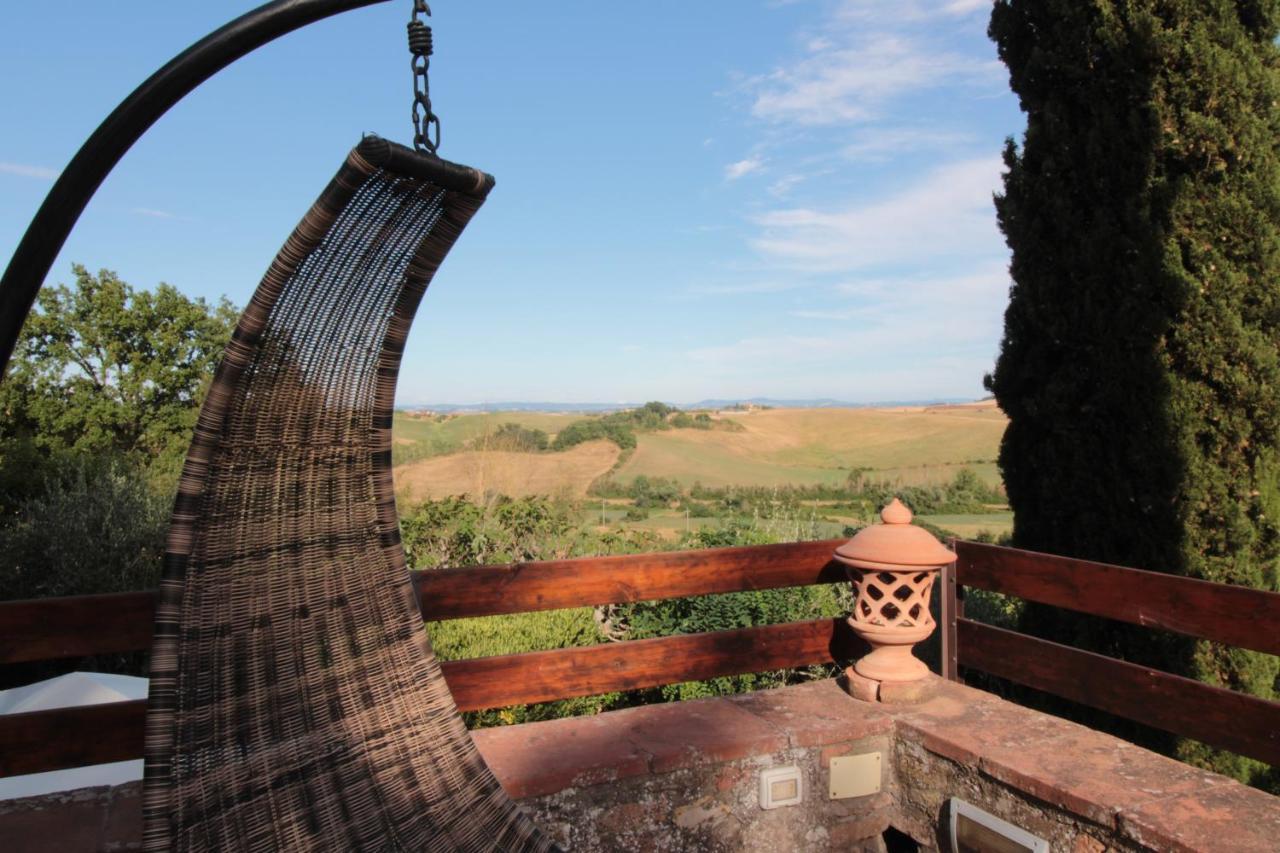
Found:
[986,1,1280,788]
[0,267,236,583]
[0,265,238,462]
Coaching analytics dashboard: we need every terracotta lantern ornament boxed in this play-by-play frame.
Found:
[834,498,954,683]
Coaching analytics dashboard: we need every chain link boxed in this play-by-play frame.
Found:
[408,0,440,153]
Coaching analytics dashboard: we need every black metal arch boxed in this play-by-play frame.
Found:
[0,0,392,378]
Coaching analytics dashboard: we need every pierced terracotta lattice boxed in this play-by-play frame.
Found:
[851,569,937,630]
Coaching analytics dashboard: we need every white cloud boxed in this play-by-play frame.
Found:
[0,161,57,180]
[131,208,175,219]
[841,127,974,161]
[752,35,998,126]
[751,156,1004,271]
[942,0,993,15]
[835,0,990,23]
[725,157,765,180]
[829,264,1010,313]
[685,263,1010,399]
[768,173,805,197]
[747,0,999,127]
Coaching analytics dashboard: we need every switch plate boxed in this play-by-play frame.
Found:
[759,766,803,809]
[829,753,881,799]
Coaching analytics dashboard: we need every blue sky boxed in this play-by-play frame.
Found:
[0,1,1023,405]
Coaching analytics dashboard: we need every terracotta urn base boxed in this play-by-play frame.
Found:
[851,639,930,683]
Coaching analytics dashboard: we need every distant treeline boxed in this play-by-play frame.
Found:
[590,468,1005,517]
[461,402,741,456]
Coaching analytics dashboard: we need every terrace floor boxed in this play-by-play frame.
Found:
[4,675,1276,852]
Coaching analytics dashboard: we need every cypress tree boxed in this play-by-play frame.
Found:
[986,0,1280,788]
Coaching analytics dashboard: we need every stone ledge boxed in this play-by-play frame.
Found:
[888,676,1279,852]
[474,679,889,799]
[2,677,1276,851]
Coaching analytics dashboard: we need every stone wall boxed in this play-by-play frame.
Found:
[4,677,1278,851]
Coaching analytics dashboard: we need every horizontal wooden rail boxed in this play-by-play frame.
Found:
[957,619,1280,767]
[954,541,1280,656]
[442,616,864,711]
[0,540,846,665]
[0,591,156,665]
[417,539,846,620]
[0,617,861,777]
[0,699,147,778]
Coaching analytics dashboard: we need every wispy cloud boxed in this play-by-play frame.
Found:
[768,172,808,197]
[941,0,993,16]
[834,0,991,24]
[0,161,57,180]
[746,0,998,127]
[751,36,997,126]
[842,127,974,162]
[751,156,1004,271]
[725,157,765,180]
[686,263,1010,398]
[131,207,176,219]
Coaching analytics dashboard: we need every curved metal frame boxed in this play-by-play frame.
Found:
[0,0,391,378]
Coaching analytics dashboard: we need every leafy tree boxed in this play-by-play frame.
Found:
[1,265,238,461]
[470,422,549,453]
[0,267,236,615]
[0,267,235,682]
[986,0,1280,788]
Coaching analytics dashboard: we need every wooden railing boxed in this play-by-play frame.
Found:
[0,539,861,778]
[4,538,1278,779]
[943,540,1280,767]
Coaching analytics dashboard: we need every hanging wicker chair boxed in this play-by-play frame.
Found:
[136,137,556,851]
[0,5,561,849]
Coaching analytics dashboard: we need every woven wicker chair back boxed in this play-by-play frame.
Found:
[141,138,556,852]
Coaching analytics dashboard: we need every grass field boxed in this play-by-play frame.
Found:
[917,512,1014,539]
[614,404,1005,488]
[395,439,619,501]
[391,411,584,466]
[390,403,1010,514]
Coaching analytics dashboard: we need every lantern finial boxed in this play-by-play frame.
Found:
[881,498,912,525]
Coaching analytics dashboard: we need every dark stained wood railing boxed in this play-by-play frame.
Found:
[5,538,1278,778]
[947,540,1280,767]
[0,539,847,666]
[0,540,852,777]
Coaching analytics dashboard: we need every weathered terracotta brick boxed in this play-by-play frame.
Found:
[976,726,1232,828]
[893,682,1073,770]
[624,696,788,774]
[728,678,891,749]
[1118,777,1280,853]
[472,711,650,799]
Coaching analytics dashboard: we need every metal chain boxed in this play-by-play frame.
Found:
[408,0,440,153]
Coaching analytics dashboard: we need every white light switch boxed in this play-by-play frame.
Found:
[759,766,803,809]
[829,753,881,799]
